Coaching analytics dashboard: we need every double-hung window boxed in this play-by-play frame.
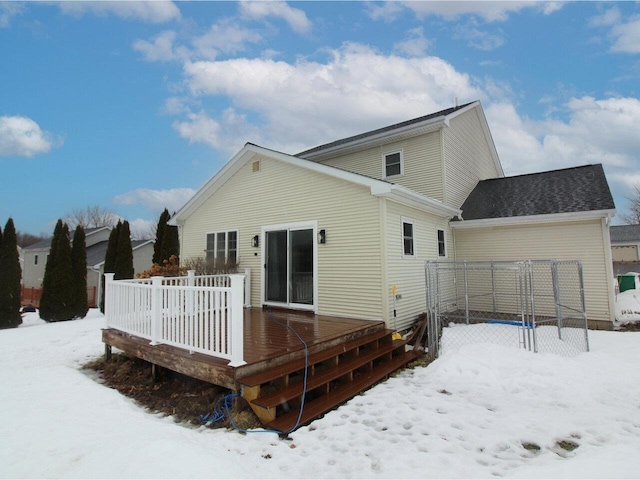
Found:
[206,230,238,265]
[402,219,415,257]
[384,151,403,178]
[437,228,446,257]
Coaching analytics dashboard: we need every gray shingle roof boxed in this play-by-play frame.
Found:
[459,164,615,221]
[297,102,474,158]
[610,224,640,243]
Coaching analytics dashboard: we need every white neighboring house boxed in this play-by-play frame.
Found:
[21,226,154,306]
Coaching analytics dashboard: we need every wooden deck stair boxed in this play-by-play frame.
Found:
[238,328,421,432]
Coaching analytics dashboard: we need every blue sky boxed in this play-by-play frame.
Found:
[2,1,640,237]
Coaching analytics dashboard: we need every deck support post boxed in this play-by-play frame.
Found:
[105,344,112,361]
[227,274,246,367]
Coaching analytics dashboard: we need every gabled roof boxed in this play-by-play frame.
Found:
[170,143,461,225]
[610,224,640,243]
[295,100,503,177]
[297,102,473,158]
[23,225,113,251]
[455,164,615,226]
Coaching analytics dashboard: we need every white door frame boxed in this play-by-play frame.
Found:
[261,220,318,313]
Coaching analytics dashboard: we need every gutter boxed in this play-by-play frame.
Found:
[450,209,616,229]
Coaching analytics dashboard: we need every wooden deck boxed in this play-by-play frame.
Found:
[102,307,386,389]
[102,307,422,431]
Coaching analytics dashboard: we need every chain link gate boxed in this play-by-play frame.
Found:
[424,260,589,360]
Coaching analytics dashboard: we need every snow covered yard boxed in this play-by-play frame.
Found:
[2,310,640,478]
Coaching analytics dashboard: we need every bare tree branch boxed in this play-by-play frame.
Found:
[619,184,640,225]
[64,205,119,230]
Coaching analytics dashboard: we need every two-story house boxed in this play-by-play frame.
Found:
[170,101,616,329]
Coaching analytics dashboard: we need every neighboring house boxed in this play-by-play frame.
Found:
[610,224,640,262]
[609,224,640,277]
[169,101,616,330]
[22,226,154,305]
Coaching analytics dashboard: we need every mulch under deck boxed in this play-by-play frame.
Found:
[102,308,386,390]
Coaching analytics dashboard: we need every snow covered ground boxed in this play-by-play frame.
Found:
[2,309,640,479]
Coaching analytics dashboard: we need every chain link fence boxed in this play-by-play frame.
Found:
[425,260,589,360]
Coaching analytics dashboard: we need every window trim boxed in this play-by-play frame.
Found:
[437,227,447,258]
[205,229,239,265]
[383,150,404,179]
[401,217,416,258]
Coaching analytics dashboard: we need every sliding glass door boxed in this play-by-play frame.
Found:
[265,227,314,307]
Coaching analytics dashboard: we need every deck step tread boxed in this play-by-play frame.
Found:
[265,350,421,433]
[238,328,393,387]
[252,339,407,408]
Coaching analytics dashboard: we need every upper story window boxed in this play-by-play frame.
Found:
[402,219,415,257]
[437,228,446,257]
[34,255,38,265]
[206,230,238,265]
[383,150,403,178]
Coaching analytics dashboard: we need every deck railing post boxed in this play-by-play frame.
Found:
[104,273,115,327]
[150,276,164,346]
[244,268,251,307]
[227,274,246,367]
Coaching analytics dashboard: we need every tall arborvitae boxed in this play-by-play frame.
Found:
[160,220,180,265]
[100,221,121,312]
[71,225,88,318]
[40,221,75,321]
[39,220,63,321]
[152,209,170,265]
[115,220,134,280]
[0,218,22,328]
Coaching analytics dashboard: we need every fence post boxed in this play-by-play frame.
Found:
[227,274,246,367]
[551,261,563,341]
[149,276,164,346]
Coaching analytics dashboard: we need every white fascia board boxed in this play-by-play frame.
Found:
[450,209,616,229]
[376,184,462,219]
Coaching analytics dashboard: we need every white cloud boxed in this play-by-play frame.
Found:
[590,7,622,28]
[192,18,263,59]
[57,1,180,23]
[393,27,430,57]
[0,2,25,28]
[113,187,196,214]
[172,110,223,150]
[181,43,484,153]
[402,1,563,22]
[133,30,188,62]
[239,1,311,34]
[452,23,505,51]
[609,15,640,54]
[364,1,406,22]
[486,97,640,181]
[0,115,60,158]
[128,218,157,240]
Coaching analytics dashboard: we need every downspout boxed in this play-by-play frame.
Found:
[601,214,616,325]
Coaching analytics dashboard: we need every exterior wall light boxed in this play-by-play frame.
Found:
[252,235,259,248]
[318,229,326,244]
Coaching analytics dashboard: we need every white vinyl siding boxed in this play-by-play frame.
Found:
[180,155,384,321]
[316,131,444,202]
[443,108,501,209]
[453,219,614,323]
[384,201,452,331]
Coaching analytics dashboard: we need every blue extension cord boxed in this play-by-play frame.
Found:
[200,309,309,435]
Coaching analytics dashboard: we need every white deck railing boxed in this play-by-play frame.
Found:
[104,270,247,366]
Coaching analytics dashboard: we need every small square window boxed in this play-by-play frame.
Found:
[384,151,402,178]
